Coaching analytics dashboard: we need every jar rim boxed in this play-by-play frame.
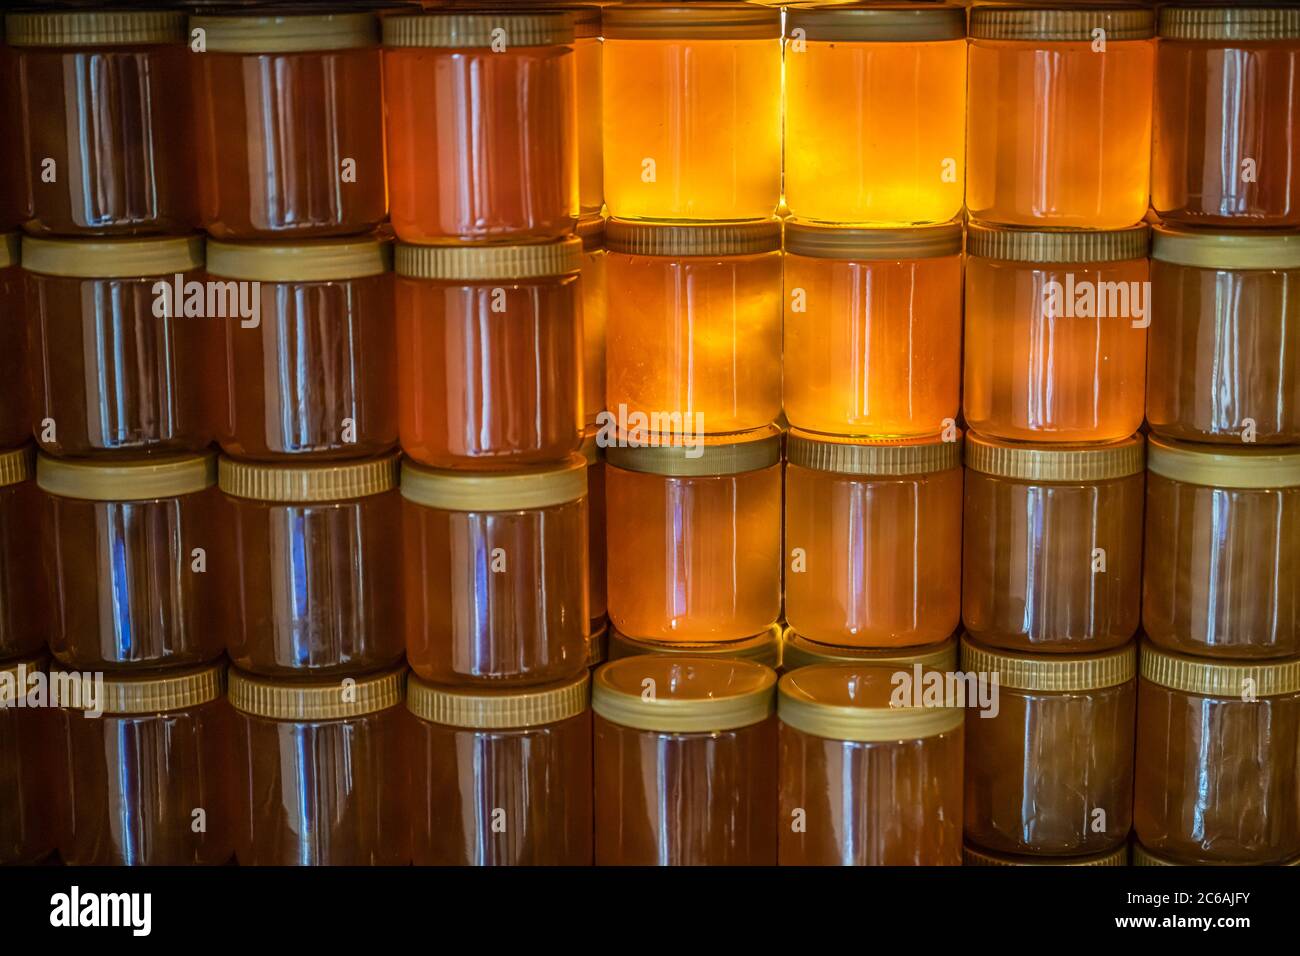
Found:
[219,453,400,503]
[22,235,203,279]
[778,663,965,742]
[383,11,575,48]
[967,223,1150,263]
[191,12,378,53]
[229,665,406,720]
[1140,641,1300,698]
[787,429,961,477]
[395,238,582,281]
[970,5,1155,42]
[400,455,587,511]
[1152,223,1300,270]
[407,671,589,729]
[593,656,777,733]
[0,445,33,489]
[965,433,1145,482]
[0,232,17,269]
[609,624,782,668]
[784,220,963,260]
[604,424,782,477]
[782,627,958,673]
[965,844,1129,867]
[961,634,1136,692]
[37,451,217,502]
[0,654,48,707]
[1159,5,1300,42]
[1148,434,1300,488]
[56,662,226,715]
[207,235,390,281]
[606,219,782,257]
[604,3,781,40]
[787,4,966,43]
[4,10,186,47]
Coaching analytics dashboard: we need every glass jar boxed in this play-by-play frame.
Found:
[784,4,966,225]
[1135,643,1300,864]
[609,623,782,669]
[1134,842,1300,868]
[1153,6,1300,227]
[964,845,1128,867]
[962,637,1136,857]
[383,11,577,243]
[602,3,781,221]
[59,662,235,865]
[579,216,606,427]
[963,433,1145,653]
[593,655,778,865]
[1144,437,1300,659]
[575,6,602,216]
[38,452,225,670]
[7,10,194,236]
[779,662,963,865]
[219,454,404,677]
[208,236,396,460]
[191,12,386,239]
[605,220,781,434]
[588,621,608,669]
[605,427,782,643]
[967,6,1155,228]
[402,456,589,686]
[24,235,213,457]
[408,672,592,866]
[785,431,962,648]
[0,41,28,232]
[781,627,959,674]
[783,222,962,437]
[583,428,607,632]
[0,656,60,865]
[0,233,25,447]
[229,666,409,866]
[396,238,583,470]
[964,224,1150,443]
[0,447,41,662]
[1148,226,1300,445]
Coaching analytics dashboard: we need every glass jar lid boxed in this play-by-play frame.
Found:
[22,235,203,279]
[5,11,186,46]
[0,655,45,708]
[1152,224,1300,270]
[220,453,400,503]
[229,666,406,720]
[606,219,781,257]
[207,236,390,281]
[401,455,587,511]
[967,223,1149,263]
[593,656,777,733]
[193,12,377,53]
[604,3,781,40]
[383,11,574,48]
[778,663,964,742]
[57,662,226,715]
[407,671,589,729]
[1141,642,1300,699]
[0,232,17,269]
[1147,435,1300,489]
[1159,6,1300,42]
[964,844,1129,867]
[395,237,581,281]
[784,220,963,260]
[965,433,1145,482]
[37,451,217,502]
[970,6,1154,42]
[782,628,959,673]
[787,429,960,477]
[0,446,33,489]
[609,624,782,669]
[961,635,1136,692]
[787,4,965,43]
[588,621,609,668]
[604,424,782,477]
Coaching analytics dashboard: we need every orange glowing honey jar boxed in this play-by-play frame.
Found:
[579,215,607,427]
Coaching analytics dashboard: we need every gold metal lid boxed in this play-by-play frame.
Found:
[1160,6,1300,42]
[778,663,965,742]
[604,424,782,477]
[965,432,1145,482]
[970,6,1154,42]
[588,621,609,668]
[961,635,1136,693]
[219,453,399,503]
[1131,841,1300,866]
[22,235,203,279]
[784,220,963,260]
[206,236,389,281]
[1140,642,1300,699]
[229,666,406,720]
[782,628,959,673]
[5,11,186,46]
[593,656,777,733]
[407,671,589,729]
[0,232,18,269]
[0,655,46,707]
[604,3,781,40]
[576,215,605,253]
[608,624,782,669]
[964,844,1128,867]
[787,4,965,42]
[384,11,574,48]
[401,455,587,511]
[967,223,1149,263]
[1147,435,1300,489]
[787,429,960,477]
[0,446,34,489]
[606,219,782,258]
[38,452,217,502]
[59,662,225,715]
[192,12,377,53]
[395,238,581,281]
[1152,223,1300,271]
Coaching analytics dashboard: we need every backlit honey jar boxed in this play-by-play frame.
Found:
[608,623,782,669]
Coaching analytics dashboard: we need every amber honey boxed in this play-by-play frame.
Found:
[0,657,60,864]
[583,429,607,629]
[781,628,959,674]
[0,235,25,447]
[0,448,41,662]
[579,216,607,426]
[608,623,782,669]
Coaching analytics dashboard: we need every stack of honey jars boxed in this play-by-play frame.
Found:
[1133,3,1300,868]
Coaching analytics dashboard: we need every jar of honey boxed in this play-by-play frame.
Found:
[786,430,962,648]
[219,454,404,677]
[229,666,410,865]
[784,4,966,225]
[0,42,27,232]
[24,235,212,457]
[593,656,778,865]
[396,238,583,470]
[579,216,606,427]
[383,10,577,243]
[59,662,235,865]
[602,3,781,221]
[967,6,1155,228]
[0,233,25,447]
[781,627,959,674]
[963,433,1145,653]
[38,452,225,670]
[574,6,602,216]
[402,456,589,686]
[408,671,593,866]
[1148,226,1300,445]
[583,428,607,632]
[6,10,194,236]
[964,845,1128,867]
[1154,6,1300,227]
[962,637,1136,857]
[779,663,964,865]
[208,236,396,460]
[609,623,782,669]
[605,426,782,643]
[783,221,962,437]
[1144,437,1300,659]
[964,224,1150,443]
[0,447,41,662]
[605,220,781,435]
[191,11,386,239]
[1133,842,1300,868]
[0,656,59,864]
[1135,643,1300,864]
